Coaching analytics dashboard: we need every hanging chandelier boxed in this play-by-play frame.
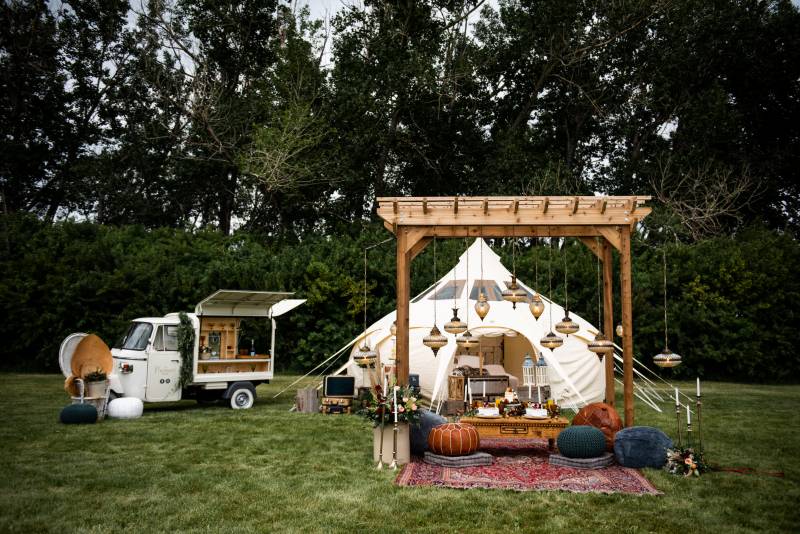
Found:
[444,244,467,334]
[422,237,447,356]
[654,247,682,368]
[540,239,563,350]
[475,233,490,321]
[354,247,378,368]
[587,237,613,360]
[555,238,579,335]
[502,232,528,309]
[529,242,545,319]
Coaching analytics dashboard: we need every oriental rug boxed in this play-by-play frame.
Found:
[396,438,661,495]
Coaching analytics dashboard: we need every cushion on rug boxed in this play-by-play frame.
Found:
[108,397,144,419]
[410,410,447,455]
[572,402,623,451]
[60,403,97,424]
[549,452,614,469]
[613,426,673,468]
[424,451,493,467]
[557,425,606,458]
[428,423,480,456]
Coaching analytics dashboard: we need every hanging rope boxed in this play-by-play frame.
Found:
[562,237,570,313]
[432,236,438,324]
[548,239,554,328]
[596,237,602,328]
[663,246,669,349]
[363,248,368,335]
[534,239,539,291]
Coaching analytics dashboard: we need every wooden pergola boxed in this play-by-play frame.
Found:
[377,196,652,427]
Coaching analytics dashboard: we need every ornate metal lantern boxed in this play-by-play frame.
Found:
[475,292,490,321]
[529,294,545,320]
[540,331,563,350]
[522,353,535,386]
[555,314,579,335]
[616,324,624,338]
[502,275,528,309]
[456,329,480,350]
[353,343,378,368]
[422,325,448,356]
[653,347,682,368]
[444,308,468,334]
[587,332,614,360]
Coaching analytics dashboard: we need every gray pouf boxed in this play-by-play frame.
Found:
[549,452,614,469]
[614,426,673,468]
[411,410,447,455]
[557,426,607,458]
[424,451,493,467]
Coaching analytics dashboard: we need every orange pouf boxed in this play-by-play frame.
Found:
[572,402,623,451]
[427,423,480,456]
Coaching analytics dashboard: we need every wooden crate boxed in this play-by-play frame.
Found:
[441,399,467,416]
[448,375,465,400]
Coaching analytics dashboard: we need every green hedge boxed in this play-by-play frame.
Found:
[1,215,798,381]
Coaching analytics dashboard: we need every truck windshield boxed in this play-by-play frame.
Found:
[114,322,153,351]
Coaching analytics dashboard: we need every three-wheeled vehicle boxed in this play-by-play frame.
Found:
[63,290,304,409]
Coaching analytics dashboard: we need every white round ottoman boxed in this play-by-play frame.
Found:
[108,397,144,419]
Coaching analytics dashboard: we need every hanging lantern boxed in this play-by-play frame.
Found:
[502,275,528,309]
[423,325,448,356]
[443,308,467,334]
[390,321,397,337]
[474,292,490,321]
[555,313,579,335]
[535,353,550,387]
[456,329,480,350]
[653,347,682,368]
[587,332,614,360]
[540,331,563,350]
[529,294,545,320]
[353,344,378,368]
[522,353,535,386]
[616,324,624,338]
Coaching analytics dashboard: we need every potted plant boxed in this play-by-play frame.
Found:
[360,385,420,467]
[84,368,107,398]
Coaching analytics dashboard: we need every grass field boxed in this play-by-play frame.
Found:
[1,374,798,533]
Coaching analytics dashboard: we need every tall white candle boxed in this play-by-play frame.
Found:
[528,384,532,399]
[697,377,701,397]
[675,387,679,406]
[393,386,398,423]
[482,381,486,397]
[686,404,691,424]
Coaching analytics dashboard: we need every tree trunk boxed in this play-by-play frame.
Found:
[218,167,238,235]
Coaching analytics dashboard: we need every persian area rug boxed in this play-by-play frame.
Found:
[396,438,661,495]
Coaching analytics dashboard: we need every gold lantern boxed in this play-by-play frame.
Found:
[555,314,579,335]
[587,332,614,360]
[653,348,682,368]
[444,308,467,334]
[475,292,490,321]
[540,331,563,350]
[456,329,480,350]
[616,324,624,337]
[502,275,528,309]
[529,293,545,319]
[422,325,448,356]
[353,344,378,368]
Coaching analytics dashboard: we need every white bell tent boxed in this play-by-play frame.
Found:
[337,239,618,409]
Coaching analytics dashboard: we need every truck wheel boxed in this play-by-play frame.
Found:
[230,387,255,409]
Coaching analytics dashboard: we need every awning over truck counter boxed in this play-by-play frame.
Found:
[195,290,295,317]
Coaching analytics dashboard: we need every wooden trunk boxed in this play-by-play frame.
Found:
[448,375,465,400]
[295,388,319,414]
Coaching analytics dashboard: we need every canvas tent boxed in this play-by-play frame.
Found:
[336,238,617,409]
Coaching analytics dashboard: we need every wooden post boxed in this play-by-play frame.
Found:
[619,225,634,427]
[395,228,411,386]
[602,240,615,406]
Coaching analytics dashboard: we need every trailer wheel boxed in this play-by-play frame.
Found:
[230,387,255,409]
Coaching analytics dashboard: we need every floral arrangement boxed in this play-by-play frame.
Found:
[359,385,421,427]
[665,447,709,477]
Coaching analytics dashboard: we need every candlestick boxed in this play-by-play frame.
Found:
[697,377,700,397]
[686,407,693,449]
[675,387,679,406]
[482,381,486,398]
[696,387,703,454]
[393,386,398,423]
[686,403,690,424]
[675,399,683,448]
[528,384,532,399]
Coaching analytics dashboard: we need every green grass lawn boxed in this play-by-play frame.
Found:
[1,374,799,533]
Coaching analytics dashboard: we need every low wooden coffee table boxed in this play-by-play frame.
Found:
[460,416,569,450]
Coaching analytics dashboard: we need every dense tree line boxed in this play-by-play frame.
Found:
[2,1,799,380]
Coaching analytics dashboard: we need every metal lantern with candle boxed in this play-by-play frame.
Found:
[522,353,535,400]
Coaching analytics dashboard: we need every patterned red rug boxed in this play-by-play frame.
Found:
[396,438,661,495]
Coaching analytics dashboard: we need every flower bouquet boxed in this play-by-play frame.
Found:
[665,447,709,477]
[359,385,421,427]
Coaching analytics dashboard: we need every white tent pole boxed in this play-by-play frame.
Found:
[615,378,662,412]
[271,338,357,398]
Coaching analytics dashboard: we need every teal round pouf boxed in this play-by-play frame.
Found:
[557,425,606,458]
[60,404,98,424]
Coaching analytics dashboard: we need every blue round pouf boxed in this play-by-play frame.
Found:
[60,404,98,424]
[557,426,606,458]
[410,410,447,455]
[613,426,673,468]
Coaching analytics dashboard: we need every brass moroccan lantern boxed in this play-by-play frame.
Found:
[529,293,545,320]
[422,325,448,356]
[475,292,490,320]
[502,275,528,309]
[554,237,579,336]
[353,343,379,368]
[444,308,468,334]
[616,324,624,338]
[540,331,563,350]
[654,247,682,369]
[587,332,614,360]
[456,329,480,350]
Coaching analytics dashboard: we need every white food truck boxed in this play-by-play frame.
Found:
[62,290,304,409]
